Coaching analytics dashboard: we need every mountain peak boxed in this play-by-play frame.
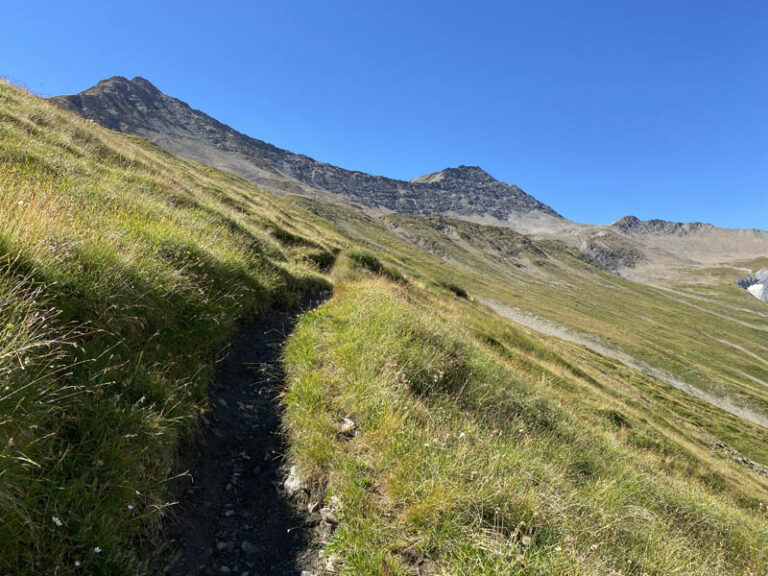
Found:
[52,75,185,132]
[88,76,161,96]
[611,215,641,230]
[95,75,129,86]
[129,76,161,92]
[411,165,495,185]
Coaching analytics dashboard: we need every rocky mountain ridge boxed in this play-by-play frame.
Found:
[51,76,560,221]
[611,215,715,235]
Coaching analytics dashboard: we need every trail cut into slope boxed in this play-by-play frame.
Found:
[165,294,329,575]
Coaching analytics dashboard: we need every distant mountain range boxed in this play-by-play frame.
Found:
[610,215,713,235]
[51,76,768,283]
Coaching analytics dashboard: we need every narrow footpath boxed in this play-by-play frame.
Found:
[164,296,326,576]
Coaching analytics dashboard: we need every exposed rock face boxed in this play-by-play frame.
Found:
[748,283,767,302]
[50,76,768,283]
[737,268,768,303]
[407,165,560,219]
[51,76,560,221]
[578,232,645,273]
[611,215,713,235]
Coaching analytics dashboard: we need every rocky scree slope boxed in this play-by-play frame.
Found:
[51,76,560,222]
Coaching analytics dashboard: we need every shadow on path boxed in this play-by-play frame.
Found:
[163,293,329,576]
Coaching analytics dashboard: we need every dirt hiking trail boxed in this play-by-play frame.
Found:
[163,294,328,576]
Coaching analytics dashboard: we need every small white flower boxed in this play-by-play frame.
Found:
[458,432,466,439]
[52,516,63,527]
[74,561,82,567]
[93,547,102,554]
[127,504,134,510]
[17,200,24,206]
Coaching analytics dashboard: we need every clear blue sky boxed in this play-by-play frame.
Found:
[3,1,766,228]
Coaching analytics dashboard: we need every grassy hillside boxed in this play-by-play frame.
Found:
[288,202,768,464]
[284,266,768,575]
[0,81,340,573]
[379,215,768,427]
[1,79,767,574]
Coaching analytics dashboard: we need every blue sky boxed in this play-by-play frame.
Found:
[3,1,766,228]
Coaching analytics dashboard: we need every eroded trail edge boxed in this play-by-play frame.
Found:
[164,294,329,576]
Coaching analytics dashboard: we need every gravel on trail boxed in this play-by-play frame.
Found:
[163,295,328,576]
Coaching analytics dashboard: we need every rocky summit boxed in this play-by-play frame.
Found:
[51,76,560,222]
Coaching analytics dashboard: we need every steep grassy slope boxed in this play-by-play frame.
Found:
[380,215,768,425]
[2,79,767,575]
[0,81,340,573]
[288,203,768,464]
[284,267,768,575]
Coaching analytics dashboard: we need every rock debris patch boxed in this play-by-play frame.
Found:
[712,439,768,478]
[164,294,329,576]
